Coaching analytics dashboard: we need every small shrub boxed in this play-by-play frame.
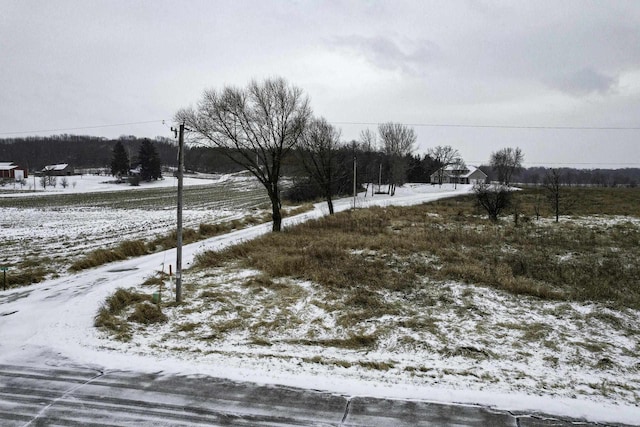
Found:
[94,307,132,341]
[129,175,141,186]
[117,240,148,257]
[6,267,50,287]
[70,240,149,271]
[94,287,152,341]
[128,302,168,324]
[106,288,152,314]
[198,222,225,236]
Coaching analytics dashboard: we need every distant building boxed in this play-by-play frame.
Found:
[0,162,28,180]
[430,165,487,185]
[42,163,74,176]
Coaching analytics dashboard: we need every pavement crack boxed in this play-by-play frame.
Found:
[341,397,352,424]
[22,369,105,427]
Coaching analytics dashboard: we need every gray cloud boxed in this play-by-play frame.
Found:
[330,35,442,76]
[546,68,618,97]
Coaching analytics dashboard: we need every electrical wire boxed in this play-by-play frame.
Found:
[3,119,640,136]
[331,121,640,130]
[0,120,166,136]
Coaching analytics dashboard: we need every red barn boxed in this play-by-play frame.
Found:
[0,162,28,180]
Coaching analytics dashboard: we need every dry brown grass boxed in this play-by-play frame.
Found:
[70,212,275,273]
[94,287,163,341]
[194,188,640,309]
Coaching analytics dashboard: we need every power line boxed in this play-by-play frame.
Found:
[3,119,640,136]
[0,120,166,136]
[465,160,640,167]
[3,118,640,137]
[332,121,640,131]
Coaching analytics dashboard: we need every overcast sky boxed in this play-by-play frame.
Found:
[2,0,639,168]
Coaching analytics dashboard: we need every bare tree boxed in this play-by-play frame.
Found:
[543,168,574,223]
[358,129,377,152]
[358,129,382,196]
[378,122,416,195]
[451,158,466,189]
[428,145,461,185]
[299,117,342,215]
[39,174,56,189]
[474,183,512,221]
[177,77,311,232]
[491,147,524,186]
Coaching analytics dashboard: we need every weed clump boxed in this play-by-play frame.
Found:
[128,302,167,324]
[94,287,164,341]
[5,267,50,287]
[105,288,151,314]
[70,240,149,271]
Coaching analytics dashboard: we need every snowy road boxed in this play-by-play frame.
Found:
[0,361,594,427]
[0,185,632,426]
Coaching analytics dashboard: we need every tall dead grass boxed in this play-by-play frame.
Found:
[70,213,273,272]
[195,188,640,308]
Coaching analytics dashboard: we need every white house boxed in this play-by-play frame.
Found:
[41,163,74,176]
[430,165,487,185]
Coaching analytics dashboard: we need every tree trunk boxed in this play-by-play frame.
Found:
[271,197,282,232]
[326,197,334,215]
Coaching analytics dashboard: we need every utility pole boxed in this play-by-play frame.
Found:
[352,154,357,209]
[171,123,185,303]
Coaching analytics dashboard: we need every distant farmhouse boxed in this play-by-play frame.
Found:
[0,162,28,180]
[430,165,487,185]
[41,163,74,176]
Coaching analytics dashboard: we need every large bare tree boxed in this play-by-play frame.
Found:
[299,117,342,215]
[177,77,311,232]
[428,145,461,185]
[378,122,416,195]
[491,147,524,186]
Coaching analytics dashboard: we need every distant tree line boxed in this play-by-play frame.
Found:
[0,135,179,172]
[2,134,636,189]
[479,165,639,187]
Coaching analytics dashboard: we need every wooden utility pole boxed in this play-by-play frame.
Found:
[352,154,357,209]
[171,123,185,303]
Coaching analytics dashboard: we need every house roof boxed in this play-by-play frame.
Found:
[433,165,487,179]
[43,163,69,171]
[0,162,17,171]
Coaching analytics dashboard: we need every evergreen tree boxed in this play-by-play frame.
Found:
[138,139,162,181]
[110,141,130,178]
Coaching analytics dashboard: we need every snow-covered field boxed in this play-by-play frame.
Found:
[0,172,221,196]
[1,180,639,425]
[0,173,268,278]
